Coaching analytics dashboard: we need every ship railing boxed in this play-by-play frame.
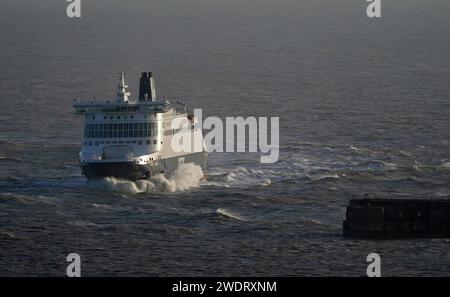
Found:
[73,99,170,114]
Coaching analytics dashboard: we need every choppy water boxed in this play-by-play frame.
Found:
[0,0,450,276]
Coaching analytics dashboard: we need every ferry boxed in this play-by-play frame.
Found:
[73,70,207,180]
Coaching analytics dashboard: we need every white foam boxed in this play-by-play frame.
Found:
[216,208,247,221]
[89,163,204,194]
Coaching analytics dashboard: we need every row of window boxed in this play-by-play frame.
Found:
[84,139,161,146]
[84,122,160,139]
[91,115,135,120]
[91,115,157,120]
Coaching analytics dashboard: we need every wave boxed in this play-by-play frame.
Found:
[205,166,273,188]
[0,192,39,204]
[67,220,98,228]
[92,203,115,211]
[0,156,23,163]
[88,163,204,194]
[351,160,398,170]
[439,161,450,170]
[0,229,17,239]
[0,175,21,182]
[216,208,247,221]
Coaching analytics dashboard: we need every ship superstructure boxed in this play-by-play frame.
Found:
[73,70,207,180]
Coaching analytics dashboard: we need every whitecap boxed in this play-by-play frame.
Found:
[216,208,247,221]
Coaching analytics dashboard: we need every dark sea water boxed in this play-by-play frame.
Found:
[1,0,450,276]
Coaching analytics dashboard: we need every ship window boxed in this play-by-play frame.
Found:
[138,140,142,145]
[108,124,113,138]
[132,140,136,143]
[102,124,107,138]
[90,124,94,138]
[95,142,99,146]
[148,123,152,137]
[130,116,134,119]
[110,116,113,119]
[88,141,92,146]
[125,140,130,144]
[118,123,124,138]
[129,125,134,137]
[119,141,124,144]
[153,140,157,144]
[124,123,129,137]
[113,124,118,138]
[117,116,120,119]
[92,116,95,120]
[96,124,100,138]
[104,116,107,119]
[112,141,117,144]
[133,123,139,137]
[146,140,150,145]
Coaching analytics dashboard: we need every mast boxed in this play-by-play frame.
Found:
[116,69,131,102]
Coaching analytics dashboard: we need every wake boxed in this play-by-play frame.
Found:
[89,163,204,194]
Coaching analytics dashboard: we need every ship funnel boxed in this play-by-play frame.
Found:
[139,71,157,101]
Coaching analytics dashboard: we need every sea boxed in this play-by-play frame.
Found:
[0,0,449,276]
